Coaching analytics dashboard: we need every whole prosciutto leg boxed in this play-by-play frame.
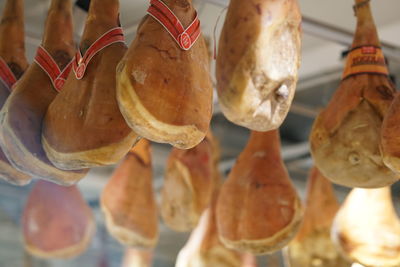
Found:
[0,0,88,186]
[42,0,138,171]
[0,0,30,185]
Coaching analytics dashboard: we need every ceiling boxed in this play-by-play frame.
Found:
[0,0,400,266]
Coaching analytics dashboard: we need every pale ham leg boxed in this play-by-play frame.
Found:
[332,187,400,266]
[216,0,302,131]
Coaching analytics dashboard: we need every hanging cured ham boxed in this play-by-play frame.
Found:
[161,133,215,232]
[175,156,246,267]
[285,167,351,267]
[309,0,398,188]
[216,130,302,255]
[0,0,88,186]
[116,0,213,149]
[22,180,95,259]
[121,249,153,267]
[176,211,260,267]
[0,0,30,185]
[175,200,244,267]
[216,0,302,132]
[331,187,400,266]
[101,139,159,249]
[42,0,138,171]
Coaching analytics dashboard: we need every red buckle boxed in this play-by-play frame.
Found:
[147,0,201,51]
[0,57,17,91]
[73,27,125,80]
[34,46,73,92]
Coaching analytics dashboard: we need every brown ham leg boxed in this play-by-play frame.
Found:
[161,133,215,232]
[309,0,398,188]
[216,130,303,255]
[116,0,213,149]
[100,139,159,249]
[332,187,400,266]
[216,0,302,132]
[0,0,89,186]
[176,148,245,267]
[0,0,30,185]
[284,167,351,267]
[22,180,95,259]
[42,0,138,171]
[176,193,244,267]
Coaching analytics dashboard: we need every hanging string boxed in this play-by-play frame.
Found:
[213,6,228,60]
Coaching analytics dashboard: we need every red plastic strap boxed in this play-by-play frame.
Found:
[73,27,125,80]
[0,57,17,91]
[147,0,201,50]
[34,46,73,92]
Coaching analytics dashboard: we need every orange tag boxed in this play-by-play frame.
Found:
[342,46,388,80]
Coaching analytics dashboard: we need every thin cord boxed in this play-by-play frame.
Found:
[213,6,227,60]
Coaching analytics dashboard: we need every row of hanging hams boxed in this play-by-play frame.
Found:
[22,129,398,265]
[0,0,399,265]
[100,129,397,266]
[0,0,303,187]
[0,0,399,191]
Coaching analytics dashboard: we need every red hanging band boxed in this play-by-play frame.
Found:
[147,0,201,51]
[73,27,125,80]
[34,46,73,92]
[0,57,17,91]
